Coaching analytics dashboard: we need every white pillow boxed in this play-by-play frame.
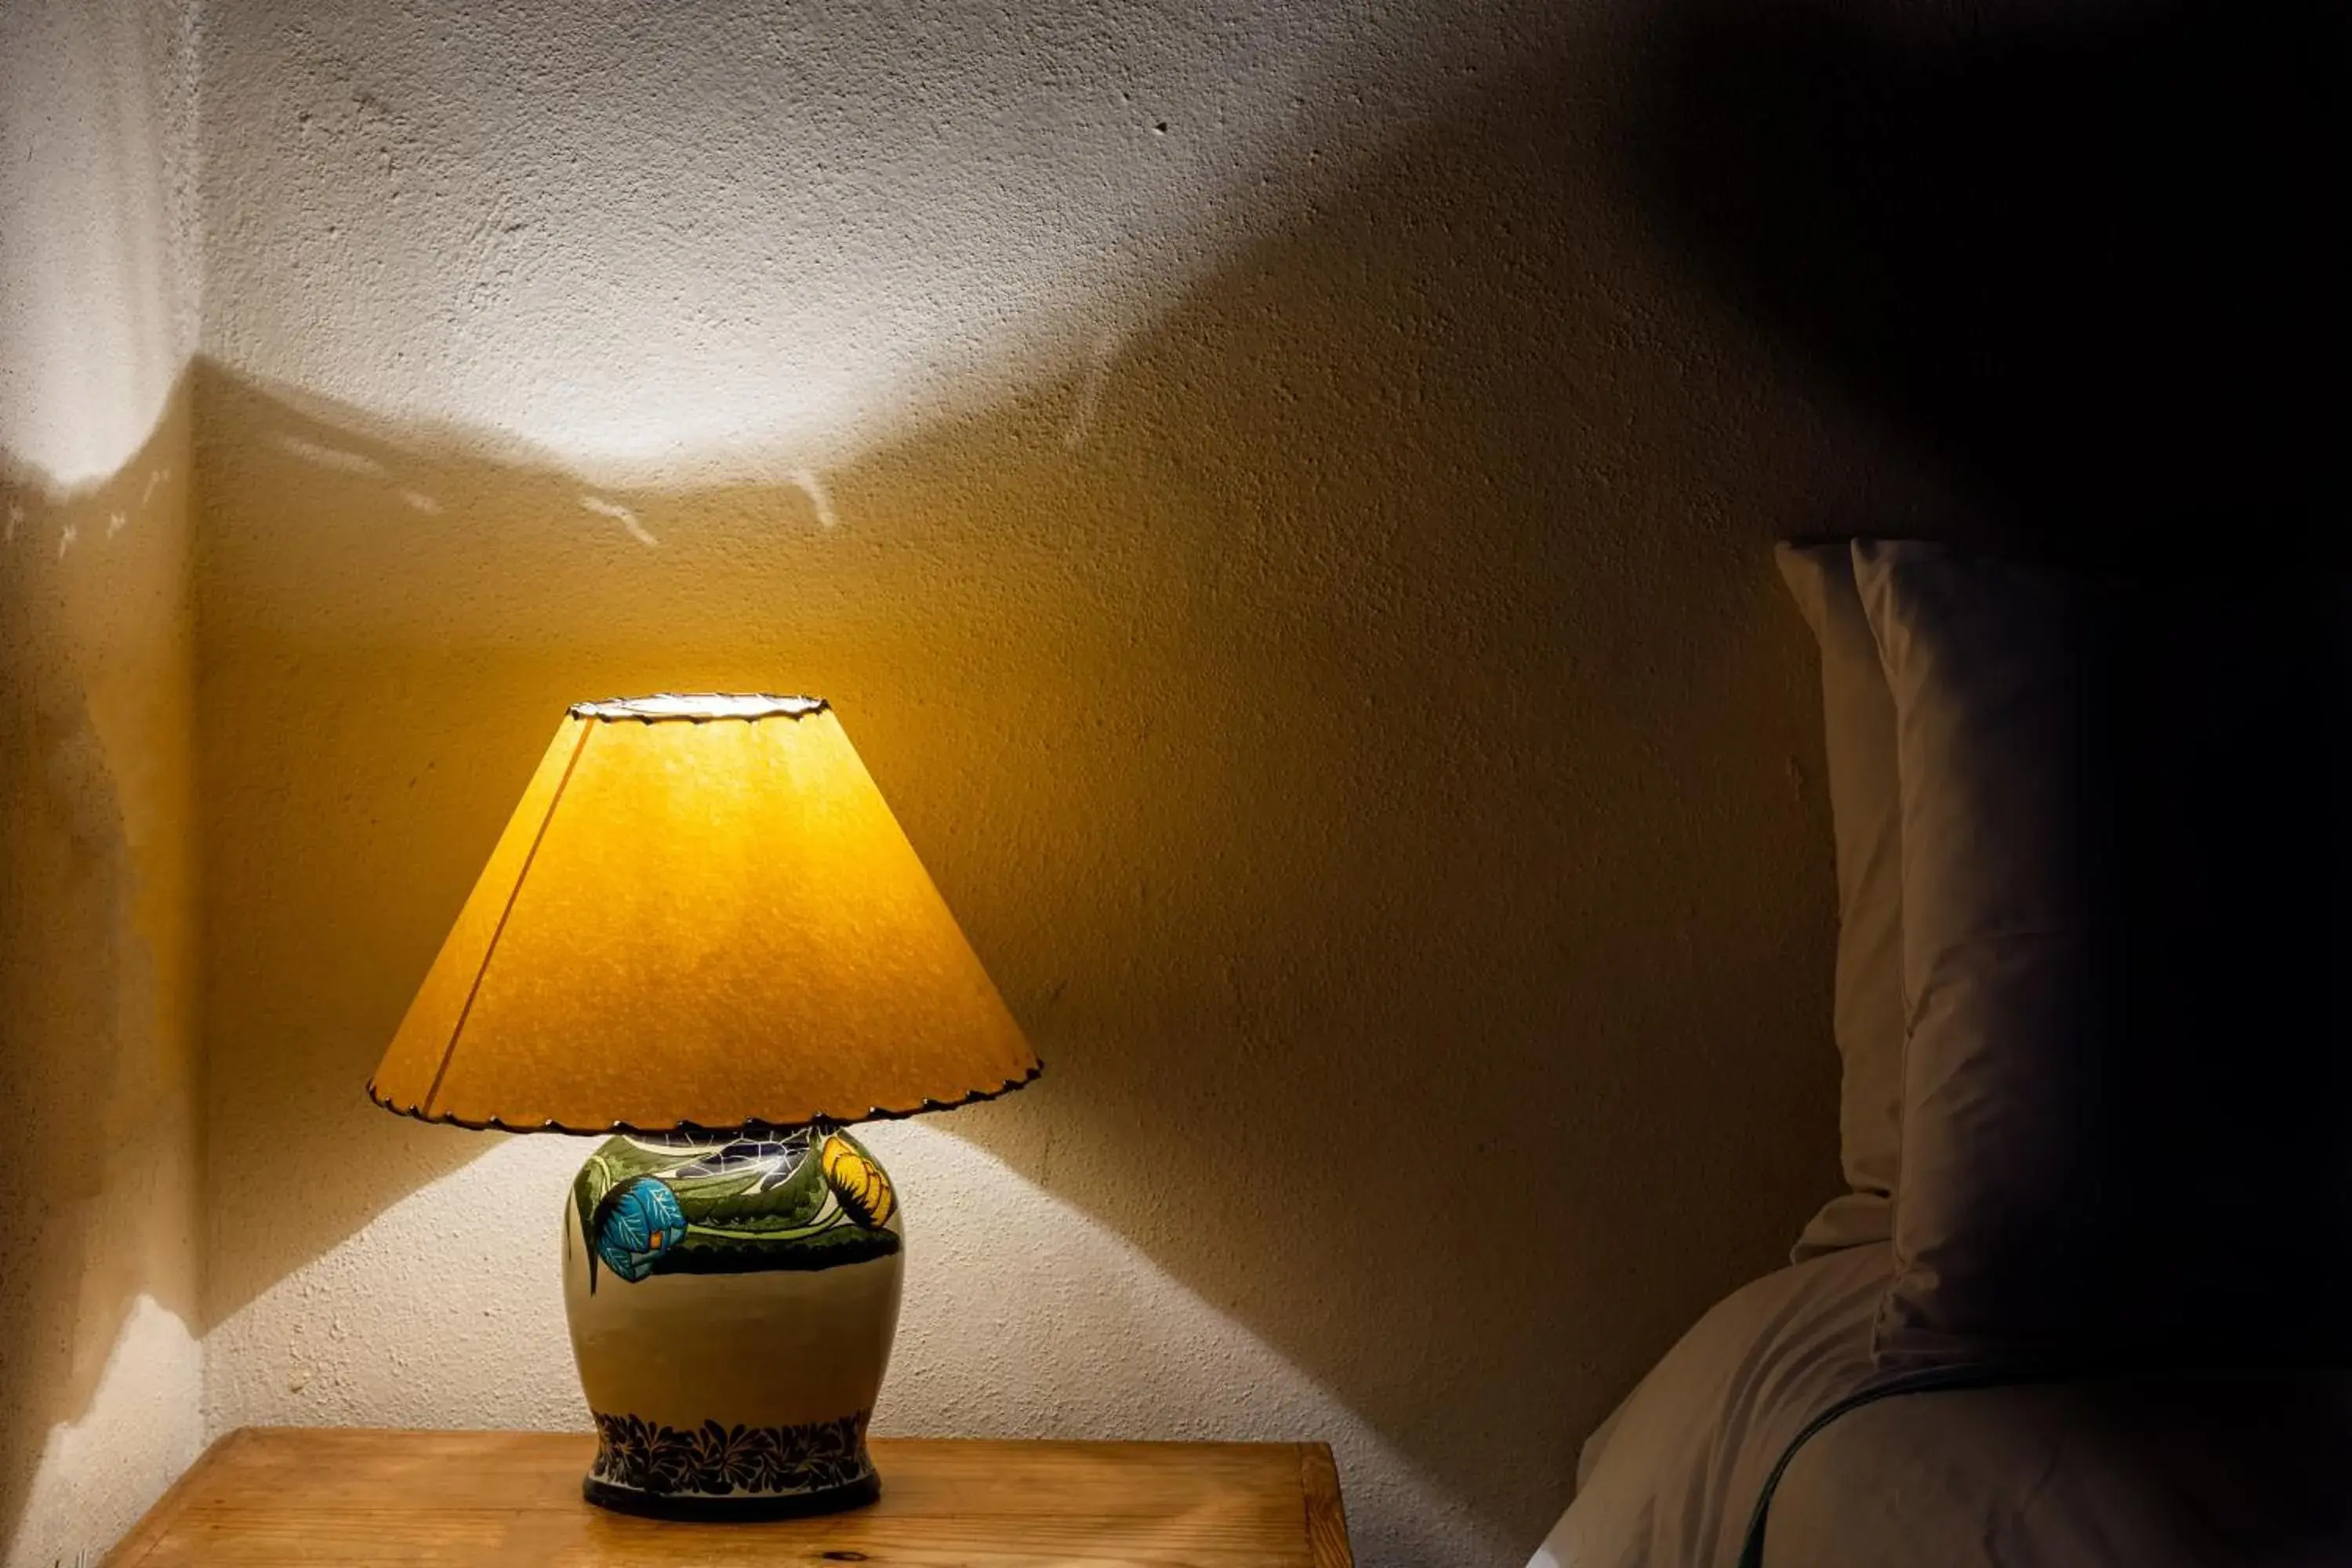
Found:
[1776,543,1904,1260]
[1855,539,2352,1370]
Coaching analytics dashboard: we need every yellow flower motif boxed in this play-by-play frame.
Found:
[820,1134,897,1229]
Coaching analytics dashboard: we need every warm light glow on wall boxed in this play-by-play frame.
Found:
[0,0,197,485]
[198,0,1588,485]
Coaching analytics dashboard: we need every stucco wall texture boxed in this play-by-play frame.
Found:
[16,0,2014,1563]
[0,2,205,1563]
[187,4,1941,1563]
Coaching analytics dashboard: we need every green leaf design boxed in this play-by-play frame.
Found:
[575,1131,902,1283]
[677,1149,826,1227]
[664,1170,766,1203]
[666,1222,902,1274]
[573,1138,706,1261]
[682,1209,826,1236]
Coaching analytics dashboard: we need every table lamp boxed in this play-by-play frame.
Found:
[366,694,1039,1519]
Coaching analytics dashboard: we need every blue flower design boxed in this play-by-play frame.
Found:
[593,1176,688,1285]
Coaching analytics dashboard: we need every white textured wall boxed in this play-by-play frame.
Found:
[3,1,2283,1560]
[1,0,198,488]
[0,3,204,1563]
[185,4,1918,1566]
[204,1126,1515,1565]
[197,0,1584,485]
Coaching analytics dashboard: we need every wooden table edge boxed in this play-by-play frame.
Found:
[1298,1440,1356,1568]
[105,1429,1356,1567]
[104,1426,249,1567]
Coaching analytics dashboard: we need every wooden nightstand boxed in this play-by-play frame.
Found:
[107,1428,1355,1565]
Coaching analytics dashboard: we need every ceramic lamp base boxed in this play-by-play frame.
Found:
[561,1126,905,1519]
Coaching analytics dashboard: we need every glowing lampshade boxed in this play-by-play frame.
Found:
[367,692,1036,1519]
[367,693,1039,1134]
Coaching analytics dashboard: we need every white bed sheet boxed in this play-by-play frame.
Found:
[1769,1367,2352,1567]
[1532,1244,2352,1568]
[1530,1245,1890,1568]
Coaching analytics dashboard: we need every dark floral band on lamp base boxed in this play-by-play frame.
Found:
[586,1412,877,1519]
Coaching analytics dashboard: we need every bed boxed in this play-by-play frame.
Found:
[1533,1243,2352,1567]
[1532,539,2352,1566]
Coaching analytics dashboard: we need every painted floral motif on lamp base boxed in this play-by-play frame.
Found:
[561,1124,905,1518]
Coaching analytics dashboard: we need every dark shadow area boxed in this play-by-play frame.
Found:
[1626,0,2346,559]
[189,47,2001,1559]
[2088,1374,2352,1555]
[0,386,202,1555]
[1773,1370,2352,1559]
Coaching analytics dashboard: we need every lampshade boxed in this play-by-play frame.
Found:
[368,694,1039,1134]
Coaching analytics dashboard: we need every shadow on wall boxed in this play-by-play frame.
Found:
[1628,0,2346,557]
[194,53,1919,1555]
[0,387,203,1558]
[54,2,2332,1558]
